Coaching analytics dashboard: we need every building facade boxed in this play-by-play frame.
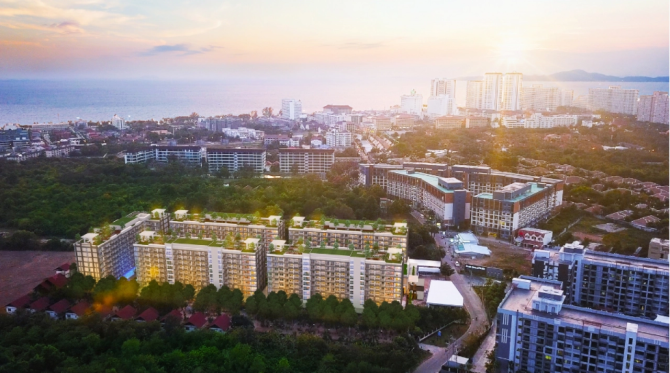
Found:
[648,238,669,260]
[279,148,335,176]
[358,163,404,189]
[206,148,266,174]
[325,130,352,148]
[400,90,423,115]
[501,73,523,111]
[483,73,504,111]
[435,116,465,129]
[532,242,670,319]
[637,91,669,124]
[430,78,456,98]
[466,80,484,109]
[588,86,639,115]
[74,210,170,280]
[281,99,302,120]
[496,276,669,373]
[470,182,557,240]
[387,170,471,228]
[427,95,454,117]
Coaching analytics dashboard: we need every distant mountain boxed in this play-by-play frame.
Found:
[458,70,668,82]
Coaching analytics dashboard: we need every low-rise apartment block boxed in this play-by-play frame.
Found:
[471,182,556,239]
[358,163,404,189]
[435,116,465,129]
[532,242,669,319]
[372,116,392,132]
[496,276,669,373]
[279,148,334,177]
[206,147,266,175]
[124,145,205,167]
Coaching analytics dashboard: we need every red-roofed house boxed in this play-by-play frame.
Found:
[66,301,90,319]
[209,314,231,333]
[515,228,554,250]
[55,263,72,278]
[135,307,160,323]
[631,215,661,231]
[46,299,70,319]
[111,305,137,321]
[28,297,51,313]
[35,273,68,293]
[161,309,184,325]
[5,294,32,314]
[605,210,633,221]
[184,312,207,331]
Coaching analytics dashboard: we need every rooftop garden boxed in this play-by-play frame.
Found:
[295,217,407,235]
[174,211,281,227]
[112,212,139,228]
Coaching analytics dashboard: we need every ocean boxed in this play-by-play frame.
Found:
[0,79,668,125]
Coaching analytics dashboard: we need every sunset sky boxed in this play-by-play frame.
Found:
[1,0,668,80]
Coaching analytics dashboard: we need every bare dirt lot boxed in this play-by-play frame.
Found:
[463,238,532,276]
[0,251,75,309]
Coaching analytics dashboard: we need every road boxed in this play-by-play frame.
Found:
[471,319,497,373]
[413,232,488,373]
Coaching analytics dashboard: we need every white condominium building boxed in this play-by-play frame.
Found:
[430,78,456,98]
[281,99,302,120]
[74,209,171,280]
[279,148,335,176]
[111,114,126,130]
[483,73,504,111]
[400,90,423,115]
[521,84,572,112]
[427,95,454,117]
[588,86,639,115]
[325,129,352,148]
[523,113,578,128]
[206,148,266,174]
[501,73,523,111]
[466,80,484,109]
[637,91,669,124]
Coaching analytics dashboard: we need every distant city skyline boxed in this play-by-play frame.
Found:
[0,0,667,80]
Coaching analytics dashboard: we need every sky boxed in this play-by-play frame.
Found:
[0,0,668,80]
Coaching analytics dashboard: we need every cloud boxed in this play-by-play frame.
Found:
[320,39,392,50]
[141,44,221,56]
[49,20,84,34]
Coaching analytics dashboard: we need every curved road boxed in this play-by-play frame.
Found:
[414,233,488,373]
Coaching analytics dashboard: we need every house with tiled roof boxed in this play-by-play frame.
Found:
[5,294,32,314]
[161,309,184,325]
[28,297,51,313]
[631,215,661,231]
[605,210,633,221]
[46,299,70,319]
[184,312,207,331]
[34,273,68,293]
[135,307,159,322]
[111,305,137,321]
[209,314,231,333]
[66,301,90,319]
[54,263,72,277]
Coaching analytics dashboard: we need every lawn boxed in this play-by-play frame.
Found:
[422,323,469,347]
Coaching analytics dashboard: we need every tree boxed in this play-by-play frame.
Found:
[440,262,455,277]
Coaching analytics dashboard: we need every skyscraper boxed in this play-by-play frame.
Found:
[501,73,523,111]
[111,114,126,130]
[637,91,669,124]
[483,73,503,110]
[427,95,453,117]
[466,80,484,109]
[430,79,456,98]
[281,99,302,120]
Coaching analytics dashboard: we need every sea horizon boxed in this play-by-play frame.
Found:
[1,79,668,125]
